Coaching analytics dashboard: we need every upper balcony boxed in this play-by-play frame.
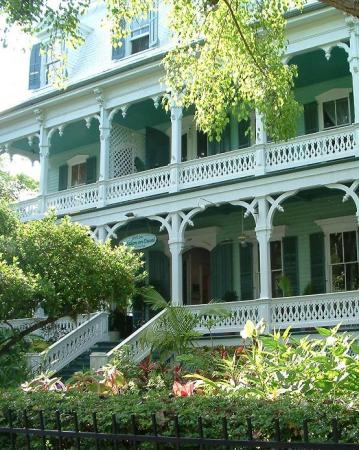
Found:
[14,121,358,221]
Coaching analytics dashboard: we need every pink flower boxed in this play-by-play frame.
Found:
[172,381,195,397]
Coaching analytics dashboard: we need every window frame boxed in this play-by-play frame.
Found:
[315,215,359,293]
[315,88,353,131]
[66,155,89,189]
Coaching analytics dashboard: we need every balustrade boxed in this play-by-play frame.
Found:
[13,124,359,221]
[27,311,109,374]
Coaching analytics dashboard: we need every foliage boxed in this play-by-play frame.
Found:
[187,321,359,401]
[20,374,66,393]
[0,164,38,202]
[1,1,355,141]
[0,330,29,389]
[141,289,201,360]
[0,203,144,357]
[0,389,359,450]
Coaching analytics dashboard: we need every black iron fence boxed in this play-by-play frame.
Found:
[0,410,358,450]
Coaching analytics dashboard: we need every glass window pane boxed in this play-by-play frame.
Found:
[272,271,282,298]
[336,98,350,126]
[332,264,345,291]
[131,35,149,54]
[270,241,282,271]
[344,231,357,262]
[71,165,78,186]
[330,233,343,263]
[78,163,86,184]
[323,100,336,128]
[346,263,359,291]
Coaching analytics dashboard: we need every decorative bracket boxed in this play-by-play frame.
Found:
[152,96,161,109]
[230,198,259,224]
[327,181,359,219]
[266,190,298,229]
[85,114,101,129]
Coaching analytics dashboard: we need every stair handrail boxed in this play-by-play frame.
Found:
[105,309,167,364]
[27,311,109,375]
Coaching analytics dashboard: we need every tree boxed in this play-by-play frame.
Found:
[0,204,144,357]
[0,157,38,201]
[0,0,357,140]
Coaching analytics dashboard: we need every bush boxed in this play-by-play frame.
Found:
[0,389,358,449]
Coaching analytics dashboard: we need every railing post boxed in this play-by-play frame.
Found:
[255,197,272,300]
[90,352,108,370]
[254,110,267,176]
[98,107,111,208]
[169,105,183,193]
[258,300,271,333]
[39,125,49,214]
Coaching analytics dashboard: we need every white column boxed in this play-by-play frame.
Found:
[168,212,184,305]
[347,17,359,123]
[169,105,183,192]
[39,126,49,213]
[254,110,267,176]
[255,197,272,299]
[98,107,111,207]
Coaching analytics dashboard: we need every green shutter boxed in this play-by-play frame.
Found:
[148,250,170,300]
[86,156,97,184]
[310,232,326,294]
[210,243,233,300]
[112,39,125,60]
[304,102,319,134]
[240,243,253,300]
[145,127,170,169]
[29,43,42,90]
[283,236,299,296]
[58,164,68,191]
[350,92,355,123]
[238,119,251,149]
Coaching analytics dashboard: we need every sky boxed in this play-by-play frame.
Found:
[0,19,40,180]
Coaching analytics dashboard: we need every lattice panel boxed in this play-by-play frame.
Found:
[109,124,145,178]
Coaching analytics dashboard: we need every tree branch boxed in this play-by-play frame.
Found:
[0,316,59,357]
[319,0,359,18]
[221,0,268,78]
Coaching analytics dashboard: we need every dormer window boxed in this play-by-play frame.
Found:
[131,17,150,54]
[28,40,66,90]
[112,10,158,61]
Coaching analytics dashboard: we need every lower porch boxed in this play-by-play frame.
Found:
[109,187,359,330]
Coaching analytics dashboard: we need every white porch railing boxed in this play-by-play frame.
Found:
[27,311,109,374]
[14,124,358,221]
[90,290,359,369]
[0,314,94,340]
[90,309,166,370]
[266,124,356,172]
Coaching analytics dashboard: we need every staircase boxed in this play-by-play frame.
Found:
[57,341,121,380]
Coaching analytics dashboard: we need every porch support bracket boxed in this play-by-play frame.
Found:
[327,181,359,223]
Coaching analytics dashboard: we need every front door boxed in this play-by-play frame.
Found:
[183,248,210,305]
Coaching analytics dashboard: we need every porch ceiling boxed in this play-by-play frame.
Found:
[50,120,100,155]
[291,46,349,88]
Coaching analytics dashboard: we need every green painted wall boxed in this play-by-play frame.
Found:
[48,143,100,193]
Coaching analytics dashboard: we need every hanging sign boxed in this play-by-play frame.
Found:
[120,233,157,250]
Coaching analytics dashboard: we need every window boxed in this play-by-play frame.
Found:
[45,41,65,85]
[323,97,350,129]
[270,240,283,298]
[130,17,150,54]
[330,231,359,291]
[71,163,87,187]
[112,11,158,60]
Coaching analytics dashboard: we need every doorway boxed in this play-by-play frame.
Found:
[183,248,210,305]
